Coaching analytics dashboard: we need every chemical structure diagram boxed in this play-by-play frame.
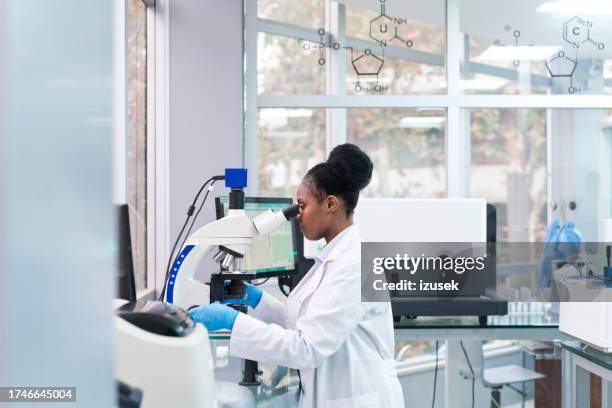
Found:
[297,28,341,67]
[296,0,414,94]
[545,16,606,93]
[345,46,386,93]
[545,50,579,93]
[493,25,532,68]
[368,0,414,48]
[492,17,606,94]
[562,16,605,50]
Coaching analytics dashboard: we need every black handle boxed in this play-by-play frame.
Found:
[117,380,143,408]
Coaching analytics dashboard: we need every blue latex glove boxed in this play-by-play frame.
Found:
[558,221,582,261]
[538,220,562,288]
[189,303,239,332]
[542,220,561,256]
[221,281,263,309]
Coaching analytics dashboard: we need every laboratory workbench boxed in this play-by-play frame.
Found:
[211,306,570,407]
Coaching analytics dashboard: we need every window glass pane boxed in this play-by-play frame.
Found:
[256,0,445,95]
[547,108,612,241]
[256,108,448,198]
[258,33,325,95]
[258,0,324,29]
[344,0,446,94]
[127,0,147,290]
[470,108,612,243]
[469,109,547,242]
[256,109,326,197]
[347,108,446,198]
[345,0,445,55]
[461,1,612,95]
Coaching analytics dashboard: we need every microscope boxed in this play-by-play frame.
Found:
[165,168,298,309]
[164,168,299,384]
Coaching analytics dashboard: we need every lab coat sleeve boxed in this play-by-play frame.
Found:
[248,291,289,328]
[229,259,366,369]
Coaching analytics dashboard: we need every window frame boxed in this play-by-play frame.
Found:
[117,0,167,300]
[149,0,171,300]
[143,0,156,300]
[245,0,612,207]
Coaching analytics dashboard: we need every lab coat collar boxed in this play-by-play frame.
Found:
[290,225,361,299]
[315,224,358,265]
[319,224,359,263]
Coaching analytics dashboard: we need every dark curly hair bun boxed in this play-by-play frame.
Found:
[305,143,373,215]
[328,143,373,191]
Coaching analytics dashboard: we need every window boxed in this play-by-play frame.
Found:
[347,108,446,197]
[255,107,446,198]
[344,1,446,95]
[256,108,326,197]
[469,108,547,242]
[127,0,149,291]
[247,0,612,237]
[246,0,612,365]
[460,0,612,95]
[256,0,446,96]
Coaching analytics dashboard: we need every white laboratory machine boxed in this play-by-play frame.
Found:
[559,219,612,352]
[354,198,507,324]
[114,300,216,408]
[560,302,612,352]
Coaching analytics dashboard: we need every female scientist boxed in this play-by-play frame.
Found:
[189,144,404,407]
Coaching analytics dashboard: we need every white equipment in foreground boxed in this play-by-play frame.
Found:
[560,221,612,352]
[560,302,612,352]
[114,300,215,408]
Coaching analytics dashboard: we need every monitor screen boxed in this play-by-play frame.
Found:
[215,197,296,274]
[116,204,136,302]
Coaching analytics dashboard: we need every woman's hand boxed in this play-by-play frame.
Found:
[221,281,263,309]
[189,303,238,331]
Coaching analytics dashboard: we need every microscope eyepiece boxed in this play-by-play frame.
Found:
[253,204,299,235]
[282,204,300,220]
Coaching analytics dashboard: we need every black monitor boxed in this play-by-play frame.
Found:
[117,204,137,302]
[215,197,297,277]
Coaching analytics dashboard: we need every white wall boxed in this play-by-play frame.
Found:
[168,0,244,281]
[0,1,115,406]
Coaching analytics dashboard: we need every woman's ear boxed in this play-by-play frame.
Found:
[327,195,339,213]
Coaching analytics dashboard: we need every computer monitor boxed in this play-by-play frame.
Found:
[353,198,487,242]
[117,204,137,302]
[215,197,297,275]
[353,199,508,321]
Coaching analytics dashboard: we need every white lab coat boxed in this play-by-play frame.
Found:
[229,226,404,408]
